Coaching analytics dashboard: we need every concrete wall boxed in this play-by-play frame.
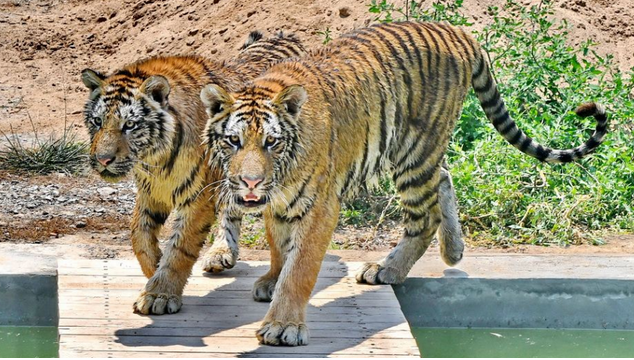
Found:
[0,251,58,326]
[394,278,634,330]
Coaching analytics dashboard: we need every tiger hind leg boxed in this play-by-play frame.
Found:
[437,162,464,266]
[356,169,443,285]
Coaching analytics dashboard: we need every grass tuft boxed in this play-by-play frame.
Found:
[0,126,88,175]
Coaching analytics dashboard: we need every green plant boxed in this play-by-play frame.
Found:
[0,108,88,175]
[369,0,471,26]
[1,73,89,175]
[362,0,634,245]
[317,27,333,45]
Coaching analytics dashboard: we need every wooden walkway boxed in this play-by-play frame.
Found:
[58,259,420,357]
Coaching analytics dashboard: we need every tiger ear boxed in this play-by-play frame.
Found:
[140,75,170,108]
[273,85,307,116]
[81,69,105,91]
[201,84,234,117]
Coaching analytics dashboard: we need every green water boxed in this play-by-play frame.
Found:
[413,328,634,358]
[0,326,58,358]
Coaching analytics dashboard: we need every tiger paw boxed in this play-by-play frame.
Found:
[252,276,277,302]
[133,291,182,315]
[355,262,406,285]
[201,247,237,273]
[256,321,309,346]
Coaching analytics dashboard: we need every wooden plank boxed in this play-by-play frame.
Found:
[58,303,406,318]
[59,326,414,339]
[59,261,363,279]
[59,287,395,299]
[58,311,406,325]
[58,319,412,332]
[60,295,398,308]
[58,260,419,358]
[60,335,419,356]
[57,274,380,288]
[60,350,414,358]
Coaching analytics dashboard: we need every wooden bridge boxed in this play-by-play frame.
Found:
[57,259,420,357]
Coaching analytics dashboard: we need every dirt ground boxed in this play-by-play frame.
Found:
[0,0,632,259]
[1,0,633,136]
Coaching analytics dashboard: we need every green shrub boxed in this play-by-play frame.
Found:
[365,0,634,245]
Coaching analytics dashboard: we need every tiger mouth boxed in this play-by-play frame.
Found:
[98,169,126,182]
[237,195,268,208]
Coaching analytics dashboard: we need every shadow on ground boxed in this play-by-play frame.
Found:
[114,254,407,356]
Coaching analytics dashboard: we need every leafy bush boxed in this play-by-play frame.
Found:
[366,0,634,245]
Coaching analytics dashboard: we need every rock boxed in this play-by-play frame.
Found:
[339,7,351,18]
[76,221,87,229]
[97,187,117,197]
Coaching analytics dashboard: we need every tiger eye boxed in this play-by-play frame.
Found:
[229,135,240,145]
[265,135,277,147]
[124,120,135,129]
[94,118,102,126]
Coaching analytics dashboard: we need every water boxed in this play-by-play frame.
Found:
[413,327,634,358]
[0,326,58,358]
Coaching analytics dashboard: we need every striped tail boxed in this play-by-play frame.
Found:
[471,55,608,163]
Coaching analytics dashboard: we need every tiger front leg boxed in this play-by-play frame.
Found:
[201,208,241,273]
[252,211,291,302]
[256,195,339,346]
[130,196,171,278]
[133,197,215,315]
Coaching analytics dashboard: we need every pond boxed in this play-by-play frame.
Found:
[414,327,634,358]
[0,326,58,358]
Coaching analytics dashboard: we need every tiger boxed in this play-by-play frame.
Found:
[200,21,607,346]
[80,31,306,316]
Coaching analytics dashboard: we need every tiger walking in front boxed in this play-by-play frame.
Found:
[202,21,607,346]
[81,32,305,315]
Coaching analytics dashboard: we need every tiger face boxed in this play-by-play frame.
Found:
[81,69,175,182]
[201,84,307,213]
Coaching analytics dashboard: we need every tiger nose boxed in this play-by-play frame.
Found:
[97,155,115,166]
[241,175,263,190]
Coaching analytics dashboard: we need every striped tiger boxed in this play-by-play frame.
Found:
[201,21,607,346]
[80,31,305,316]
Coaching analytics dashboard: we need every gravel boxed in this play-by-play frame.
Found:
[0,173,136,229]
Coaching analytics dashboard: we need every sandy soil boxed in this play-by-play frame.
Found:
[0,0,632,258]
[1,0,632,136]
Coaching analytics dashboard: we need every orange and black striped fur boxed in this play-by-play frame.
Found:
[201,21,607,346]
[81,31,305,316]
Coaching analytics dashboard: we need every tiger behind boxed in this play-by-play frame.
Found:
[81,32,305,315]
[201,21,607,345]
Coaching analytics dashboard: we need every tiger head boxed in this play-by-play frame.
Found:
[81,69,175,182]
[201,83,307,213]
